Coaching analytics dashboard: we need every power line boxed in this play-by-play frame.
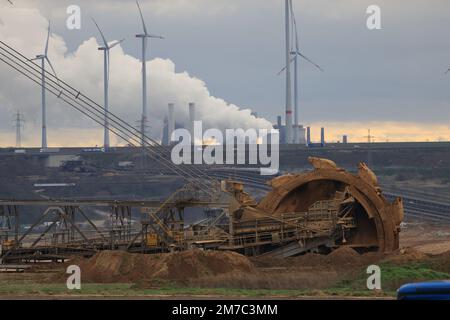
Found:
[0,40,217,196]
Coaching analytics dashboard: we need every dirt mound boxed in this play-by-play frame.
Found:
[252,246,387,270]
[287,246,361,267]
[75,249,253,283]
[291,252,329,267]
[328,246,360,264]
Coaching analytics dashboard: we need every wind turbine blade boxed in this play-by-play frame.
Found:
[148,34,164,39]
[277,66,287,76]
[276,56,296,75]
[7,0,14,5]
[136,1,148,35]
[45,57,58,79]
[44,20,51,56]
[297,51,324,72]
[108,39,125,49]
[92,18,108,47]
[289,0,298,48]
[29,57,42,61]
[292,15,300,52]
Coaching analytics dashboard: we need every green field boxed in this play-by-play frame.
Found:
[0,262,448,299]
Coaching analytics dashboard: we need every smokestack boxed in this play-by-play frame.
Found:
[321,127,325,145]
[343,135,348,144]
[306,126,311,145]
[189,102,196,143]
[284,0,293,145]
[294,124,300,144]
[168,103,175,144]
[277,115,282,128]
[162,116,168,145]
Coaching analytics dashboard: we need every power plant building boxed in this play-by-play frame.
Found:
[274,115,306,145]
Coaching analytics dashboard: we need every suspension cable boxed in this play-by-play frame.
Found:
[0,41,217,195]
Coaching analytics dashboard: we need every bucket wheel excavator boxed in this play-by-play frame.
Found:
[220,157,403,257]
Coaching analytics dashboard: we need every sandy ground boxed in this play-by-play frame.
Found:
[400,223,450,254]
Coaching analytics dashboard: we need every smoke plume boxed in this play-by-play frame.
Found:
[0,6,272,147]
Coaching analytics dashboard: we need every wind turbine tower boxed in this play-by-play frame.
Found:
[278,1,323,144]
[93,19,124,149]
[284,0,293,144]
[30,21,57,149]
[136,1,163,147]
[290,1,323,143]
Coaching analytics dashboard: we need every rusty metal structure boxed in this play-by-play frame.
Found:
[0,158,403,263]
[176,157,403,257]
[252,158,403,254]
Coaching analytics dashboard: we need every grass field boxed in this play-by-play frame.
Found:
[0,259,448,299]
[0,281,391,299]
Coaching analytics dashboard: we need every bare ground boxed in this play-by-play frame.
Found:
[400,223,450,254]
[1,222,450,299]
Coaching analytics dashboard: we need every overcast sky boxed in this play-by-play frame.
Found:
[0,0,449,146]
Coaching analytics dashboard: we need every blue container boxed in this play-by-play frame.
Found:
[397,281,450,300]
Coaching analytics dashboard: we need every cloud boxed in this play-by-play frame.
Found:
[1,1,450,146]
[0,5,272,147]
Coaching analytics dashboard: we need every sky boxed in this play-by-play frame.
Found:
[0,0,449,146]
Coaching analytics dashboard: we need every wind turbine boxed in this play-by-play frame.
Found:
[136,1,163,147]
[283,0,293,144]
[30,20,58,149]
[92,18,124,149]
[278,1,323,144]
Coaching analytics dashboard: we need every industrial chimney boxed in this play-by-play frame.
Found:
[343,135,348,144]
[189,103,196,144]
[321,127,325,146]
[306,127,311,145]
[168,103,175,144]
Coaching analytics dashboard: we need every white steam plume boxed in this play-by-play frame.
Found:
[0,6,272,147]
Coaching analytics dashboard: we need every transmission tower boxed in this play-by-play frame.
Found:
[364,129,375,167]
[12,111,25,148]
[364,129,375,144]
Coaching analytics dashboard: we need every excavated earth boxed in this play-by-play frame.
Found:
[49,223,450,292]
[52,243,450,291]
[66,249,253,284]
